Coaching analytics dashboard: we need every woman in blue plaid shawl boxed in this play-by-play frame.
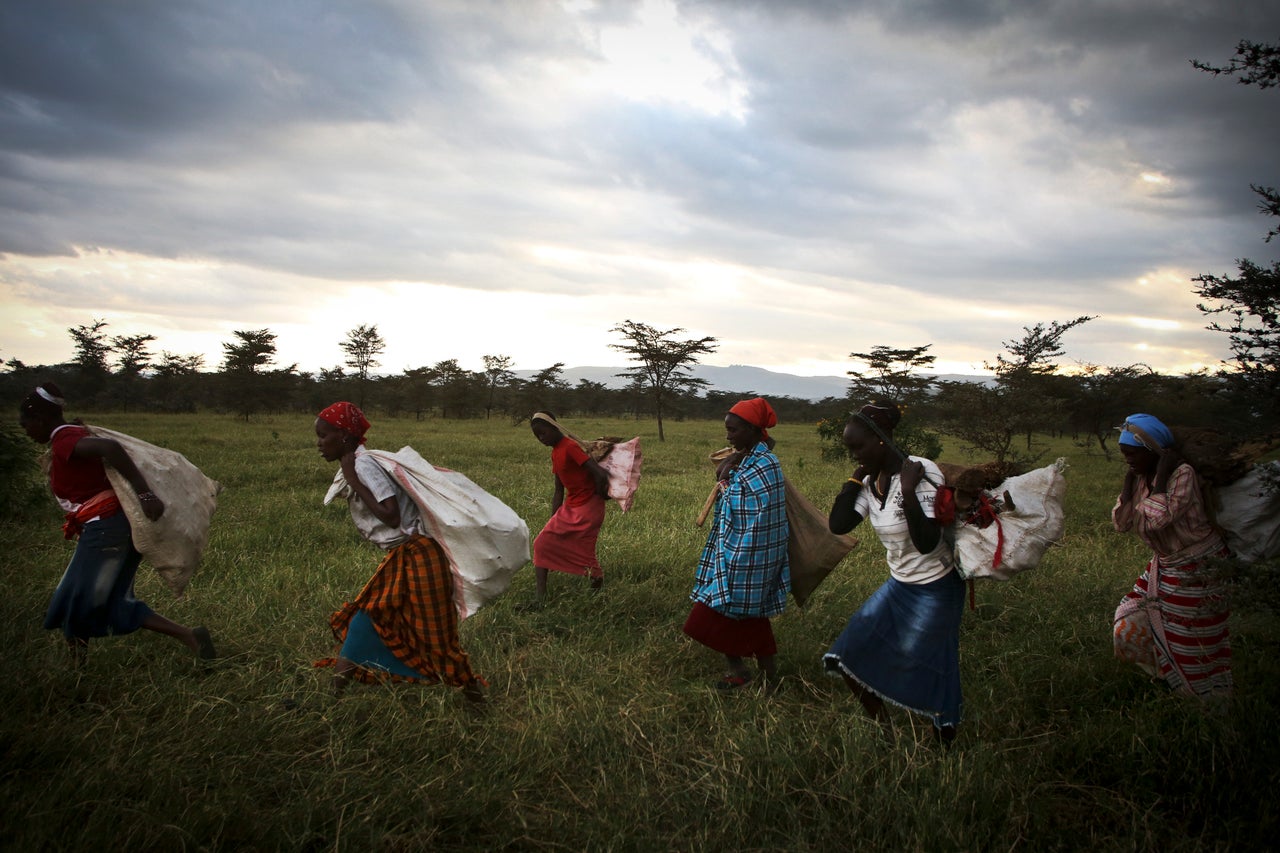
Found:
[683,397,790,690]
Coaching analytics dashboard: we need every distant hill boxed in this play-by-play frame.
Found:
[516,364,991,402]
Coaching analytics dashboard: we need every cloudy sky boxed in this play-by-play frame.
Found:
[2,0,1278,380]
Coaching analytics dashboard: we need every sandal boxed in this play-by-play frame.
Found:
[714,673,753,691]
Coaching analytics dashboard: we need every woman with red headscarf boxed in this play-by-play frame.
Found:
[683,397,790,690]
[313,402,483,702]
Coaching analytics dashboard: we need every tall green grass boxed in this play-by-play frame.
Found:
[1,414,1275,850]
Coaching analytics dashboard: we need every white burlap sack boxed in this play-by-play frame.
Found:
[954,458,1067,581]
[88,426,221,597]
[1214,461,1280,563]
[328,447,530,619]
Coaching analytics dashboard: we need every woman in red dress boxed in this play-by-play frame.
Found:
[530,411,610,600]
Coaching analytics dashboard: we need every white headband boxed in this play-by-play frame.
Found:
[36,387,66,407]
[531,412,583,447]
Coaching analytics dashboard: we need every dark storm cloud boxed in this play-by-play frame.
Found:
[0,0,440,156]
[0,0,1277,374]
[0,0,606,273]
[648,0,1280,296]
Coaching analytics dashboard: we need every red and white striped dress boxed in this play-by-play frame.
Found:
[1112,463,1231,699]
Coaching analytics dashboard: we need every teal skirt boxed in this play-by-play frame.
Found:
[340,610,423,679]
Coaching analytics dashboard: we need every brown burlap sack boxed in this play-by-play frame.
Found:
[785,477,858,607]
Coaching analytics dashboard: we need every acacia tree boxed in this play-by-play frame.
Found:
[152,351,205,413]
[932,379,1020,469]
[1190,39,1280,606]
[110,332,157,411]
[1065,363,1154,460]
[339,324,385,407]
[428,359,481,418]
[990,316,1095,448]
[221,328,284,419]
[316,366,347,411]
[222,328,277,373]
[574,378,612,416]
[818,343,943,461]
[846,344,937,406]
[481,354,516,419]
[112,333,156,377]
[1192,38,1280,89]
[402,366,436,420]
[68,319,113,379]
[155,351,205,376]
[1192,40,1280,427]
[933,317,1092,470]
[514,362,568,420]
[611,320,718,441]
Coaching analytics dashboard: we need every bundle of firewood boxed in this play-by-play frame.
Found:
[582,436,628,462]
[1170,427,1280,487]
[934,460,1021,514]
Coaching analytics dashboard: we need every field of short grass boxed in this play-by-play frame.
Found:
[1,413,1276,850]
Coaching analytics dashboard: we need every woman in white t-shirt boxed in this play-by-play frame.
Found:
[822,401,964,743]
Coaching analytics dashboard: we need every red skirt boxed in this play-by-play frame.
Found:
[683,601,777,657]
[534,496,606,578]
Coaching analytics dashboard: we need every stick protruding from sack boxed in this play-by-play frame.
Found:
[696,446,739,526]
[695,482,722,526]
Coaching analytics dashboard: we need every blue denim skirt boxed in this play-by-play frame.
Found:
[823,570,964,728]
[44,512,153,640]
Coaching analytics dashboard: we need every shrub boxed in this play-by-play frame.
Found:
[0,425,44,516]
[817,413,944,463]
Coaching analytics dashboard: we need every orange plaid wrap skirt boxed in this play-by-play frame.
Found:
[317,535,483,687]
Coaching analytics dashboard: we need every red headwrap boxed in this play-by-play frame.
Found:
[728,397,777,439]
[317,401,371,444]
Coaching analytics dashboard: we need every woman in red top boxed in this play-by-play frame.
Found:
[18,383,215,663]
[530,411,610,600]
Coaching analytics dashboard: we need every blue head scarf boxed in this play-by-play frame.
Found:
[1119,413,1174,450]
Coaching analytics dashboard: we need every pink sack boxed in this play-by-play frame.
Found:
[597,437,643,512]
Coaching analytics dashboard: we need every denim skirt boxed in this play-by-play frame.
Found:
[44,512,153,640]
[823,570,964,728]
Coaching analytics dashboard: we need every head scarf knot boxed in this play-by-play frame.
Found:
[1119,413,1173,451]
[318,401,371,444]
[729,397,777,439]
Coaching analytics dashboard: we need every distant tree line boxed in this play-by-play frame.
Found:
[0,320,834,429]
[822,319,1256,471]
[1,306,1269,461]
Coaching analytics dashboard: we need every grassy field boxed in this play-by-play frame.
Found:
[1,413,1277,851]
